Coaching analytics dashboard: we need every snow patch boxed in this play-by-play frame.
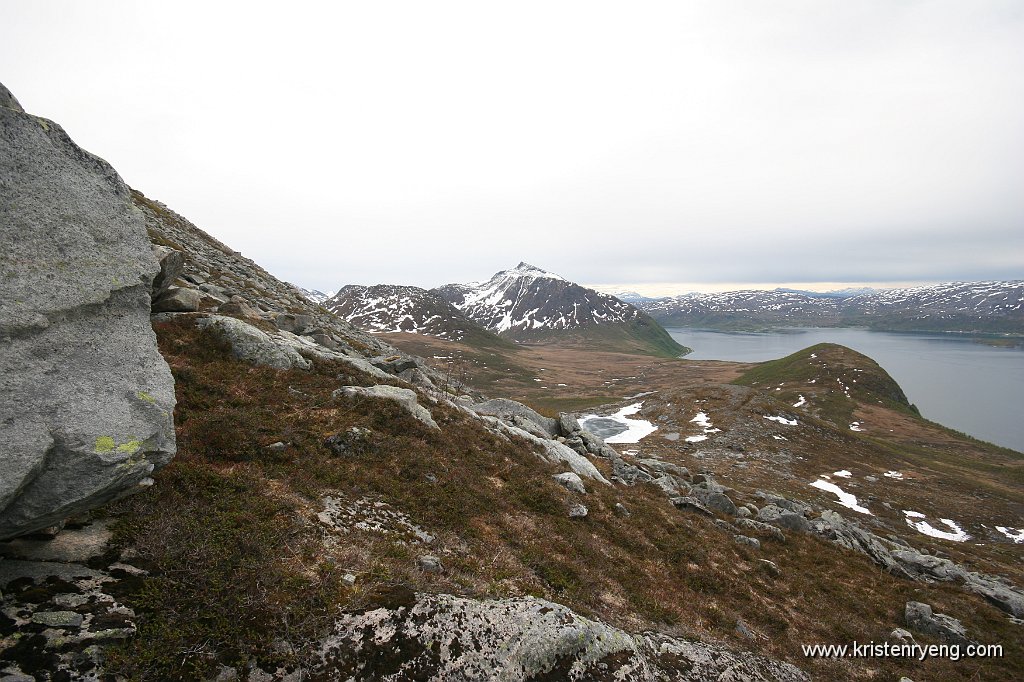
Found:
[810,479,872,515]
[793,395,807,408]
[902,512,970,542]
[764,415,797,426]
[883,471,904,480]
[833,470,852,478]
[996,526,1024,543]
[849,422,864,432]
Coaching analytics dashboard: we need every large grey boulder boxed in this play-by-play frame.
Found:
[0,83,176,539]
[486,418,610,484]
[757,504,810,533]
[334,385,439,430]
[150,245,184,297]
[905,601,975,646]
[315,592,809,681]
[471,398,558,437]
[196,314,311,370]
[152,285,202,313]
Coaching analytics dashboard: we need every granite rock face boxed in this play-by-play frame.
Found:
[0,83,176,539]
[316,592,810,681]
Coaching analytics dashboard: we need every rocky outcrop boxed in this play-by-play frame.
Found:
[471,398,559,437]
[316,592,809,681]
[736,491,1024,618]
[196,314,311,370]
[905,601,975,646]
[0,83,176,539]
[334,385,440,430]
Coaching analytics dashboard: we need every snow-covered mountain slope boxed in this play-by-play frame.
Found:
[430,263,685,356]
[433,262,642,333]
[297,287,335,304]
[325,284,489,341]
[640,281,1024,333]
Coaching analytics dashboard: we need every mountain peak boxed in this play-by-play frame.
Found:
[506,262,565,281]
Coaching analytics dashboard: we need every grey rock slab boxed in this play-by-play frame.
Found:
[671,496,714,516]
[196,314,311,370]
[150,245,184,297]
[31,611,84,628]
[418,555,444,573]
[0,84,176,539]
[152,285,202,313]
[814,511,915,580]
[695,489,738,516]
[471,398,559,437]
[488,419,610,484]
[579,429,621,459]
[315,593,809,681]
[557,412,581,437]
[905,601,975,646]
[334,385,439,430]
[552,472,587,494]
[0,559,105,590]
[735,535,761,549]
[0,519,112,562]
[274,313,313,334]
[734,518,787,542]
[568,503,589,518]
[757,504,810,532]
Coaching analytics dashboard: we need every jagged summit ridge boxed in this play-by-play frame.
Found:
[435,262,638,334]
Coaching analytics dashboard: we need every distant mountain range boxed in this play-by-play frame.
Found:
[639,281,1024,333]
[325,262,686,356]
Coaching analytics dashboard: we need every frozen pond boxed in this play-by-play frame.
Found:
[579,403,657,444]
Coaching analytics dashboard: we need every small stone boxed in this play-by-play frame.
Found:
[215,667,240,682]
[614,503,631,517]
[756,559,781,577]
[736,618,756,640]
[552,472,587,494]
[736,507,752,518]
[568,503,588,519]
[265,441,286,452]
[342,574,357,587]
[32,611,84,628]
[890,628,916,644]
[734,535,761,549]
[418,555,443,573]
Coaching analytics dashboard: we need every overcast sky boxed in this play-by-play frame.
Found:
[3,1,1022,294]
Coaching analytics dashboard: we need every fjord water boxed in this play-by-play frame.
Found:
[667,327,1024,452]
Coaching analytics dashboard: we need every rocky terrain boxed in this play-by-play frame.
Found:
[2,82,1022,681]
[640,281,1024,333]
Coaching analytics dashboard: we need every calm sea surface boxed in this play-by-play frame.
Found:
[666,327,1024,453]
